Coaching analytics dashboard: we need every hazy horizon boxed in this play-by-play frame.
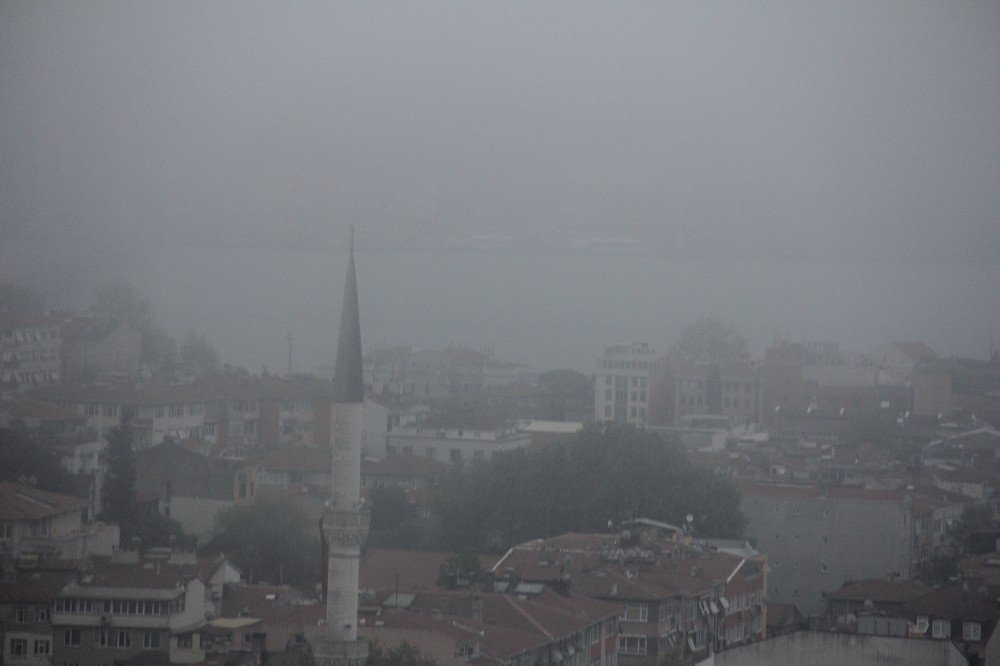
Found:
[2,2,998,374]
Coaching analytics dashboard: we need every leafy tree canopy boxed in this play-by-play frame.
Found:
[0,284,44,314]
[92,279,178,374]
[367,640,438,666]
[204,500,320,587]
[180,329,221,375]
[671,317,748,362]
[431,423,745,553]
[100,412,139,543]
[0,426,76,494]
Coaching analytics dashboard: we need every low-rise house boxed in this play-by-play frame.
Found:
[823,579,931,629]
[358,548,619,665]
[493,530,767,664]
[250,446,331,492]
[0,482,118,560]
[134,442,239,543]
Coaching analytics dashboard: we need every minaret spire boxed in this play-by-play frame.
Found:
[332,228,364,403]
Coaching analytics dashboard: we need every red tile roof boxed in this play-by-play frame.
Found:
[252,446,331,472]
[361,454,450,477]
[360,548,501,593]
[824,579,931,604]
[0,482,88,520]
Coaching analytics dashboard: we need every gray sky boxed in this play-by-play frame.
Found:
[2,1,998,372]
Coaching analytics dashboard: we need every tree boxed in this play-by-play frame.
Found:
[101,411,139,543]
[437,551,485,589]
[431,423,746,553]
[367,639,438,666]
[92,279,178,375]
[917,504,996,585]
[368,485,425,549]
[180,330,220,375]
[670,317,748,362]
[0,427,76,494]
[204,500,320,587]
[0,284,44,314]
[538,369,592,420]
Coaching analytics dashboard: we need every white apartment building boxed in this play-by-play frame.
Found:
[594,342,657,427]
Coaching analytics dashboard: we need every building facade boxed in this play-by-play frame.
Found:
[594,342,657,427]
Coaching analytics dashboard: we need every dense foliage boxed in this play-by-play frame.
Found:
[670,317,748,362]
[101,413,139,543]
[430,423,746,553]
[0,426,77,494]
[205,500,320,587]
[367,640,438,666]
[369,485,426,549]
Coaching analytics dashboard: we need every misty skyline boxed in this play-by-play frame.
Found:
[2,2,998,373]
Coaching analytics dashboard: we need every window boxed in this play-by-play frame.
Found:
[64,629,81,646]
[177,634,193,649]
[963,621,981,641]
[14,605,28,623]
[618,635,647,655]
[10,638,27,656]
[33,640,50,655]
[102,404,116,417]
[143,631,161,649]
[86,403,99,416]
[619,603,648,622]
[96,629,131,648]
[154,405,165,418]
[0,522,12,539]
[37,607,48,622]
[425,447,436,459]
[932,619,949,639]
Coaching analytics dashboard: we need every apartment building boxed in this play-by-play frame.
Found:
[1,313,62,392]
[594,342,657,427]
[51,551,208,665]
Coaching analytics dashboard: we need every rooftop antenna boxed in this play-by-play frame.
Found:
[287,332,293,377]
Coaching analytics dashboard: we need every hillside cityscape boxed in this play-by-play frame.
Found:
[3,3,998,666]
[2,272,1000,665]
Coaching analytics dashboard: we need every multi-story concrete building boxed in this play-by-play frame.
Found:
[738,482,972,617]
[51,551,208,665]
[491,522,768,665]
[594,342,657,426]
[385,414,530,464]
[0,313,62,393]
[760,338,911,428]
[650,357,759,426]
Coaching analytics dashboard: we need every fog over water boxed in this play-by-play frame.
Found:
[2,2,998,372]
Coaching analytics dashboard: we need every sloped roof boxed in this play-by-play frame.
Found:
[252,446,331,472]
[360,548,501,593]
[361,454,449,477]
[824,579,931,604]
[0,482,87,520]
